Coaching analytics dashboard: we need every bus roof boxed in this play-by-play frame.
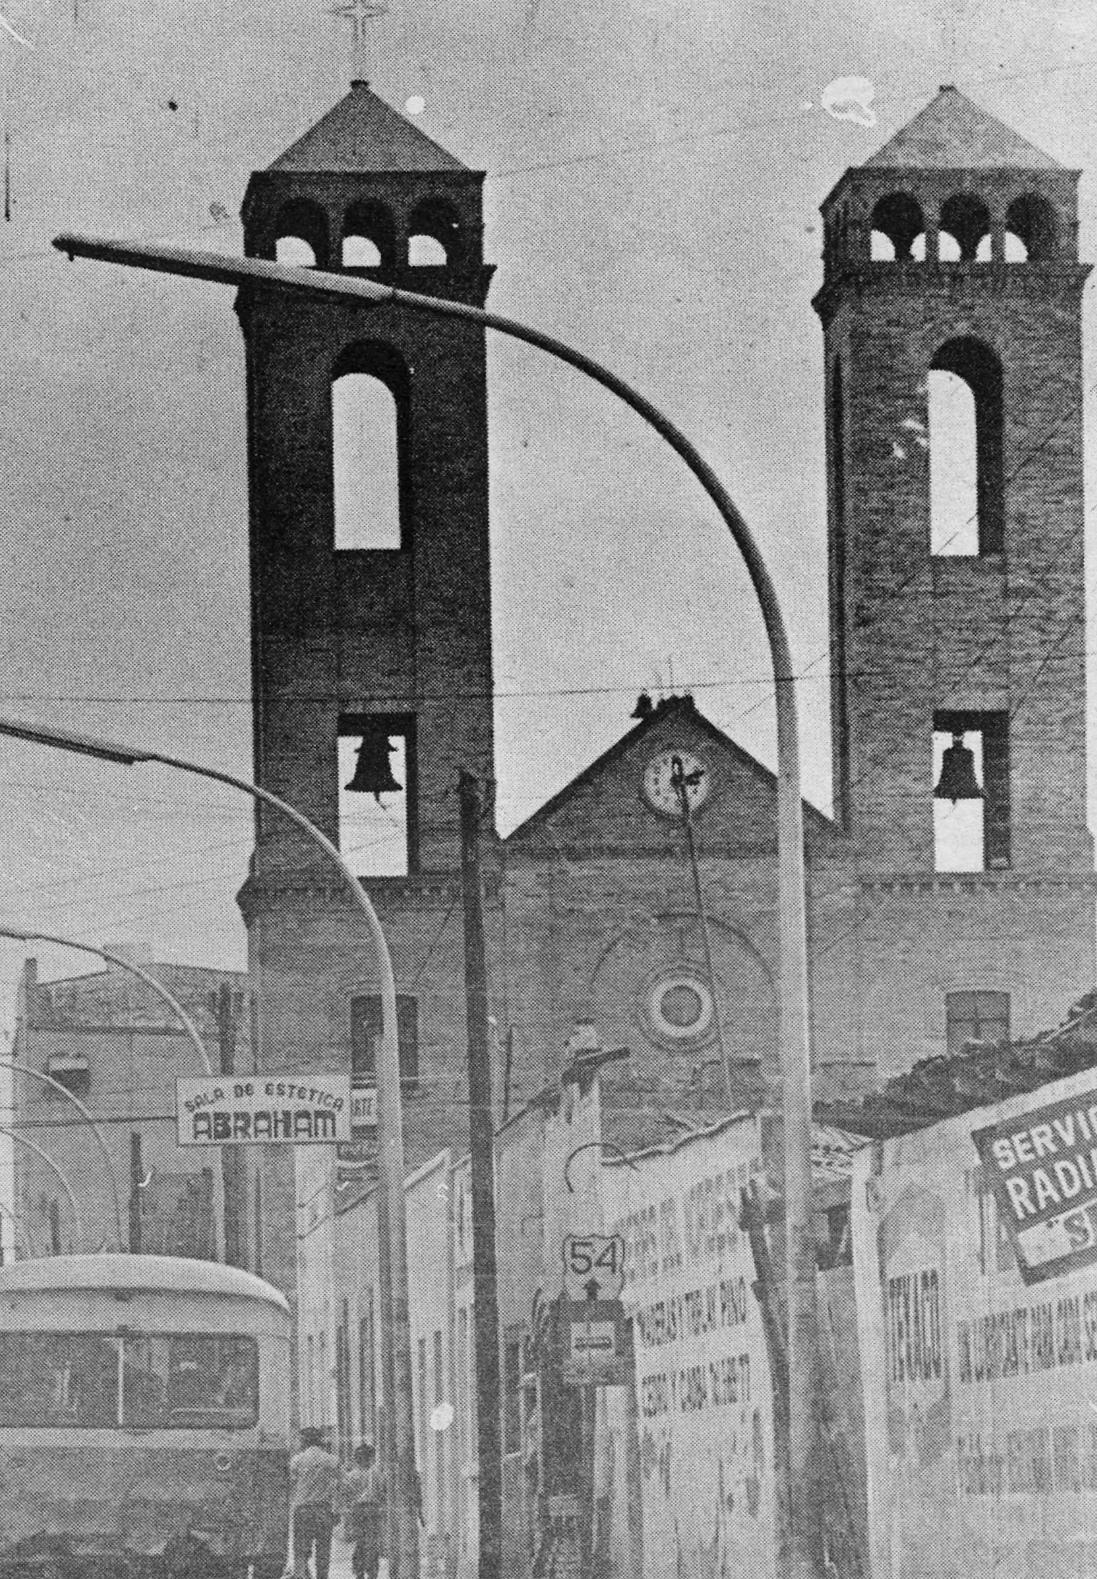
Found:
[0,1255,290,1314]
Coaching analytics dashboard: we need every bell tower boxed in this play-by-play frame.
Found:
[813,87,1095,1076]
[235,84,496,1290]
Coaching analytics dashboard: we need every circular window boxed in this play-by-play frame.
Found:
[644,969,715,1045]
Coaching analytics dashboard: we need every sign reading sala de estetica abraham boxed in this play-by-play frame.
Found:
[973,1085,1097,1283]
[176,1074,352,1146]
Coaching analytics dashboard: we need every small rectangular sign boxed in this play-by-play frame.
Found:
[973,1084,1097,1283]
[176,1074,352,1146]
[561,1298,630,1385]
[351,1082,378,1135]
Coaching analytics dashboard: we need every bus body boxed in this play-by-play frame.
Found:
[0,1255,291,1578]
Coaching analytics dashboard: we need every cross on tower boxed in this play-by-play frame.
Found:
[328,0,388,81]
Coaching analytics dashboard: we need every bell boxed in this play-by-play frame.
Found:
[345,730,401,801]
[631,692,654,720]
[934,732,983,802]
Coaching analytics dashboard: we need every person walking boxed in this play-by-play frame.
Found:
[343,1441,386,1579]
[290,1427,344,1579]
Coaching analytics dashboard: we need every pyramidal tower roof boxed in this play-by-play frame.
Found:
[866,85,1061,171]
[269,81,469,175]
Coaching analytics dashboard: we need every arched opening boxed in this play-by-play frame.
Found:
[342,202,395,269]
[272,198,328,268]
[1006,193,1058,260]
[1004,231,1029,262]
[928,337,1003,556]
[869,192,924,261]
[407,198,462,266]
[331,342,409,551]
[938,193,990,261]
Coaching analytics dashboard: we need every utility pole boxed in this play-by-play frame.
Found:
[459,771,502,1579]
[211,983,245,1266]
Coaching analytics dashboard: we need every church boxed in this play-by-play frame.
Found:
[232,81,1096,1296]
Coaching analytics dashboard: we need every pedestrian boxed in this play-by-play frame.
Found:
[289,1426,343,1579]
[344,1441,386,1579]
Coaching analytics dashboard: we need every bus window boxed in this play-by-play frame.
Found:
[0,1333,119,1427]
[121,1334,258,1428]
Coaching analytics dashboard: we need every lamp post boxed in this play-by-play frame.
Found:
[0,716,420,1579]
[0,1124,85,1250]
[0,926,225,1261]
[50,233,821,1577]
[0,1055,123,1248]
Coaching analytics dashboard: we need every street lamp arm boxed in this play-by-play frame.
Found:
[0,1057,123,1249]
[0,1123,85,1249]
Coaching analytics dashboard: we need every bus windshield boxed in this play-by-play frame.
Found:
[0,1332,258,1429]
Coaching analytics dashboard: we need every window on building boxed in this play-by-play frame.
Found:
[933,712,1009,873]
[502,1328,523,1455]
[273,199,327,268]
[350,993,419,1090]
[1006,194,1058,262]
[946,990,1010,1058]
[332,373,402,550]
[338,714,416,877]
[869,192,924,262]
[407,199,461,267]
[928,338,1004,556]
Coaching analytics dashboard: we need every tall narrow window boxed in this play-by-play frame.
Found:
[351,993,419,1090]
[928,338,1003,556]
[338,715,416,876]
[332,374,401,549]
[933,712,1009,873]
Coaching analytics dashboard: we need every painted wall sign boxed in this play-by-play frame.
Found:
[973,1083,1097,1282]
[852,1067,1097,1579]
[176,1074,351,1145]
[602,1115,773,1579]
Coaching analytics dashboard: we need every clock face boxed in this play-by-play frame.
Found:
[641,749,710,817]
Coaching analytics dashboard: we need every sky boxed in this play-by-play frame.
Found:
[0,0,1094,1016]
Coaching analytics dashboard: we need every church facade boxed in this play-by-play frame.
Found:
[234,83,1096,1293]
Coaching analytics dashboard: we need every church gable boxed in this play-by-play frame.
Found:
[504,695,835,859]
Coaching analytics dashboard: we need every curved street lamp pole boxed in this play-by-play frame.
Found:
[0,719,420,1579]
[0,1123,85,1250]
[50,233,820,1577]
[0,926,224,1261]
[0,1055,124,1249]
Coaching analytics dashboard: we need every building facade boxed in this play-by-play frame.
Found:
[234,81,1095,1294]
[10,951,249,1260]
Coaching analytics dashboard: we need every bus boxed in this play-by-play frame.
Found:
[0,1254,292,1578]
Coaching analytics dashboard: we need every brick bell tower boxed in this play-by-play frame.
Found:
[235,82,496,1292]
[813,87,1095,1078]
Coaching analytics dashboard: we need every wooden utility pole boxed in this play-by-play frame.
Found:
[211,984,245,1266]
[459,770,502,1579]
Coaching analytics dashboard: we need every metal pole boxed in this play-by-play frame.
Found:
[670,756,735,1109]
[212,983,245,1267]
[0,720,420,1579]
[458,771,502,1579]
[129,1131,143,1254]
[0,1056,124,1249]
[0,1124,86,1250]
[0,927,225,1261]
[50,234,819,1577]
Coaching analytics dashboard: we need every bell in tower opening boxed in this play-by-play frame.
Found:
[345,729,402,802]
[934,733,983,803]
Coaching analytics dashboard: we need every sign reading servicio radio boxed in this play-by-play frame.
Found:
[974,1084,1097,1283]
[176,1074,352,1145]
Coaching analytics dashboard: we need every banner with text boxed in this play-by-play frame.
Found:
[176,1074,352,1145]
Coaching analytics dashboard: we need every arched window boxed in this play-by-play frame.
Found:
[1006,193,1058,261]
[928,338,1003,556]
[272,199,328,268]
[407,198,462,266]
[342,202,395,269]
[869,193,924,262]
[331,342,409,551]
[938,193,990,262]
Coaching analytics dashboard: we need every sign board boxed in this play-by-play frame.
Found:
[336,1140,375,1169]
[176,1074,352,1146]
[351,1080,378,1136]
[973,1086,1097,1282]
[562,1232,625,1302]
[562,1298,630,1386]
